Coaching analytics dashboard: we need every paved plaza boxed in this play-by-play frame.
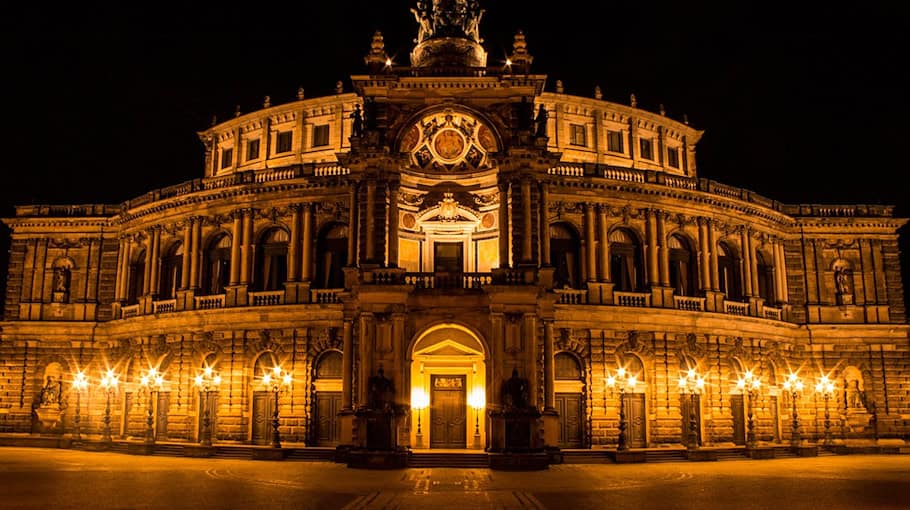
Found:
[0,447,908,509]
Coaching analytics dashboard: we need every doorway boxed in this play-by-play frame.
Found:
[731,394,746,445]
[434,242,464,273]
[624,392,647,447]
[314,391,342,445]
[252,391,274,445]
[556,393,583,448]
[156,392,170,440]
[430,375,467,449]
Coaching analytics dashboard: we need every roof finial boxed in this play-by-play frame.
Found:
[365,30,390,69]
[297,87,305,100]
[335,81,344,94]
[659,103,666,116]
[556,80,564,94]
[594,85,603,100]
[508,30,533,70]
[683,114,690,125]
[263,96,271,109]
[234,105,242,117]
[630,94,637,108]
[211,115,218,126]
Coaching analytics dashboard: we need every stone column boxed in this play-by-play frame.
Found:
[142,236,152,296]
[347,185,358,266]
[342,320,354,410]
[287,205,301,282]
[365,179,376,262]
[698,218,710,291]
[388,182,400,267]
[749,234,760,298]
[585,203,597,282]
[521,177,533,264]
[301,205,313,281]
[598,205,609,282]
[646,210,659,286]
[540,183,551,266]
[543,320,555,411]
[180,220,192,289]
[777,241,789,302]
[708,221,719,290]
[740,228,753,297]
[241,210,253,284]
[150,228,161,295]
[190,219,201,289]
[658,212,670,287]
[115,238,127,301]
[230,212,242,285]
[498,181,510,268]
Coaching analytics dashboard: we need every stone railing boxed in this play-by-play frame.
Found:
[403,272,493,290]
[603,166,646,183]
[724,300,749,316]
[555,288,587,305]
[548,165,584,177]
[311,288,343,304]
[152,299,176,314]
[195,294,226,310]
[313,164,350,177]
[249,290,284,307]
[673,295,705,312]
[762,305,783,320]
[372,269,405,285]
[121,304,140,318]
[614,291,650,308]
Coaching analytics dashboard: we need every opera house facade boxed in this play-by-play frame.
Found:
[1,1,907,464]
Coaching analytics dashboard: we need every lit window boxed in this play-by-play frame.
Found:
[246,139,260,161]
[220,148,233,169]
[667,147,679,168]
[313,125,330,147]
[276,131,293,153]
[639,137,653,160]
[570,124,586,147]
[607,130,623,153]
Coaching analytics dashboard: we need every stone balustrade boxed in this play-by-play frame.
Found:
[615,291,651,308]
[724,300,749,316]
[152,299,176,314]
[673,295,705,312]
[249,290,284,307]
[195,294,226,310]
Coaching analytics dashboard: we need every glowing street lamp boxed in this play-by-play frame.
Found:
[139,368,165,445]
[605,367,638,451]
[71,371,89,441]
[736,370,762,449]
[411,387,429,448]
[815,375,836,446]
[194,366,221,447]
[678,369,706,450]
[261,365,293,449]
[99,369,120,445]
[782,373,805,449]
[468,388,485,448]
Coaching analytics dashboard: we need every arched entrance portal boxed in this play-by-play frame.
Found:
[410,324,486,450]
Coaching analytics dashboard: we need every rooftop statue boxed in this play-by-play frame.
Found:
[412,0,484,44]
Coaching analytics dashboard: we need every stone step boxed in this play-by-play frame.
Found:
[408,453,490,468]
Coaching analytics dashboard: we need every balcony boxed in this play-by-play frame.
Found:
[249,290,284,307]
[194,294,225,310]
[614,291,651,308]
[673,295,706,312]
[723,300,750,316]
[151,299,176,314]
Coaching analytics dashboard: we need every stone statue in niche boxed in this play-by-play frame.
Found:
[350,104,364,139]
[534,104,548,138]
[845,378,867,411]
[39,375,63,407]
[501,368,530,410]
[367,366,394,411]
[52,266,70,302]
[835,266,854,304]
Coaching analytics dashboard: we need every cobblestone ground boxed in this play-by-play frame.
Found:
[1,448,908,509]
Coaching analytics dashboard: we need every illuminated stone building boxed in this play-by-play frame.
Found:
[1,1,908,460]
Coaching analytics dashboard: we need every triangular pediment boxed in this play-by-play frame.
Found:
[415,338,482,357]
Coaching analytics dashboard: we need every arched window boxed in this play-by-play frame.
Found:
[254,352,279,379]
[127,249,146,305]
[755,251,774,302]
[717,242,742,300]
[159,242,183,300]
[550,222,581,289]
[203,234,232,296]
[315,223,348,289]
[610,229,644,292]
[555,352,583,380]
[316,351,343,379]
[256,228,289,291]
[668,234,698,297]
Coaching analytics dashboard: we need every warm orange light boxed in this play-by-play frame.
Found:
[411,387,429,410]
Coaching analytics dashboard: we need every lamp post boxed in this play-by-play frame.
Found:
[99,369,120,446]
[139,368,165,445]
[782,374,804,449]
[468,388,485,449]
[71,371,88,441]
[194,367,221,447]
[677,369,705,450]
[605,367,638,451]
[736,370,762,450]
[411,387,429,448]
[261,365,292,449]
[815,375,835,447]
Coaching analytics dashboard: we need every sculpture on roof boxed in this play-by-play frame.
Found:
[412,0,484,44]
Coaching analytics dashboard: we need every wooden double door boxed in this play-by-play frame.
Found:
[252,391,275,445]
[314,391,342,446]
[430,375,467,449]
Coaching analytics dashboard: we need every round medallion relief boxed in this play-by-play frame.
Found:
[481,213,495,229]
[402,213,416,229]
[433,129,467,161]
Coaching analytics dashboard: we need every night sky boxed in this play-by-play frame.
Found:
[1,1,907,311]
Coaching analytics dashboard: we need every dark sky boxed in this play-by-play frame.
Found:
[1,1,908,311]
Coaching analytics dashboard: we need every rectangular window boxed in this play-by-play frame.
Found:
[220,148,233,169]
[276,131,293,154]
[312,124,330,147]
[246,139,260,161]
[667,147,680,168]
[639,137,653,160]
[607,130,624,153]
[569,124,586,146]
